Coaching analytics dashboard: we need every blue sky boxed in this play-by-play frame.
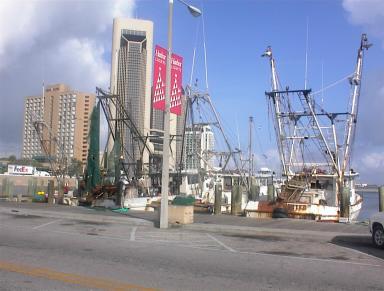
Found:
[0,0,383,182]
[131,0,384,181]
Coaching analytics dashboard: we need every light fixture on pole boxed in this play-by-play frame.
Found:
[160,0,201,229]
[178,0,202,17]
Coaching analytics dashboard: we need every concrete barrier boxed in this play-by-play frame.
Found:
[0,175,76,198]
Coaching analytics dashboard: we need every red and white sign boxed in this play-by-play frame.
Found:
[170,53,183,115]
[152,45,167,111]
[152,45,183,116]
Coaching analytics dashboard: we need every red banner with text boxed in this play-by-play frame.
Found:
[152,45,167,111]
[170,53,183,115]
[152,45,183,115]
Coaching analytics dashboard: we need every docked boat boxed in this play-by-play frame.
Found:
[245,171,363,221]
[245,34,371,222]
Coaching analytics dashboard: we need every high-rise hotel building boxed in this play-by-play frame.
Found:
[22,84,95,164]
[110,18,154,175]
[184,124,215,172]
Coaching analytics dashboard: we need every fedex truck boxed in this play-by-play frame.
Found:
[8,165,35,175]
[7,165,50,176]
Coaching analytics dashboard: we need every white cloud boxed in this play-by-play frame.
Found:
[254,148,281,175]
[342,0,384,183]
[357,73,384,146]
[0,0,135,157]
[47,38,110,89]
[361,151,384,170]
[343,0,384,47]
[353,149,384,183]
[113,0,135,18]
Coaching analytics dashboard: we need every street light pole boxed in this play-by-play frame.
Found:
[160,0,201,229]
[160,0,174,229]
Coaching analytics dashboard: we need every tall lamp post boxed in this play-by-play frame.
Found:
[160,0,201,229]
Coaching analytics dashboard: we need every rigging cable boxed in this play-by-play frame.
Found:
[189,20,200,87]
[312,73,353,96]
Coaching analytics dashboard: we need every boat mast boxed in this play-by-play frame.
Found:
[341,34,371,175]
[337,34,371,219]
[248,116,253,191]
[262,47,288,176]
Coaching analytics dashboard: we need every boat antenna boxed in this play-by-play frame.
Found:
[42,80,45,121]
[235,114,245,169]
[41,52,45,123]
[304,17,309,90]
[202,5,209,91]
[248,116,254,179]
[189,20,200,87]
[321,61,324,104]
[235,114,241,151]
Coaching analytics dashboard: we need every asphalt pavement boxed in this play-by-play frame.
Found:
[0,201,370,238]
[0,201,383,290]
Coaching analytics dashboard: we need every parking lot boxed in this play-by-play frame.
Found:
[1,207,384,290]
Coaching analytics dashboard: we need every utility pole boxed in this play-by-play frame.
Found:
[248,116,253,189]
[160,0,202,229]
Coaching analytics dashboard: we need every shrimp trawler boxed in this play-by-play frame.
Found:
[245,34,371,222]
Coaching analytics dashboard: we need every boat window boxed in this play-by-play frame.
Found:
[310,180,322,189]
[261,178,267,187]
[223,177,232,191]
[187,174,199,184]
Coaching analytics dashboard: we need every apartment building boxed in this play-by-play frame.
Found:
[22,84,96,165]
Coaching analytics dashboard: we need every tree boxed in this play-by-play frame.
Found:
[85,103,101,191]
[8,155,16,162]
[0,163,6,174]
[67,158,83,178]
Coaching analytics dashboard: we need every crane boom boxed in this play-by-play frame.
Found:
[262,46,288,176]
[341,34,371,174]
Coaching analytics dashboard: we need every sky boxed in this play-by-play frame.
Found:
[0,0,383,183]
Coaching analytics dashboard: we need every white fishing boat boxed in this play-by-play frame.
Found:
[245,34,371,222]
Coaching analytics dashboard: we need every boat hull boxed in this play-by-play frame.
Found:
[245,194,363,222]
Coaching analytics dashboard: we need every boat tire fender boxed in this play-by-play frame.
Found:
[272,207,288,219]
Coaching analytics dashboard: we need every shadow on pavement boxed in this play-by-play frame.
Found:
[123,210,159,227]
[330,234,384,260]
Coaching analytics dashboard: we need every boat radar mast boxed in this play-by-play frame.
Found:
[341,34,372,176]
[262,34,370,219]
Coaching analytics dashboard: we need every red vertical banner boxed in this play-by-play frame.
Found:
[152,45,183,115]
[170,53,183,115]
[152,45,167,111]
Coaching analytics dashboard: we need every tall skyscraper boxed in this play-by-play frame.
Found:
[184,124,215,172]
[22,84,95,165]
[110,18,154,176]
[150,93,186,173]
[149,104,165,174]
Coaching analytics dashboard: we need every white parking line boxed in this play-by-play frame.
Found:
[130,226,137,241]
[4,222,383,269]
[207,234,237,253]
[238,250,383,268]
[32,219,62,230]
